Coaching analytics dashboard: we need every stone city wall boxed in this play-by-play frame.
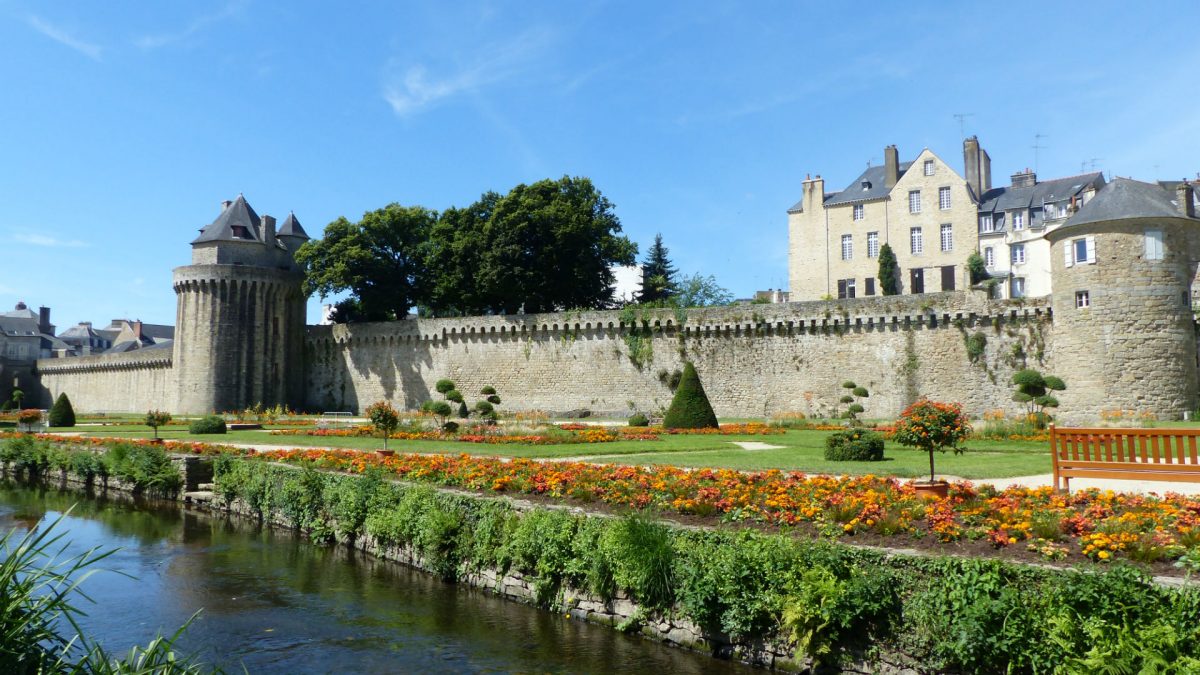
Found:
[305,291,1055,419]
[35,349,174,413]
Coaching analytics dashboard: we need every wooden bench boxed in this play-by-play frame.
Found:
[1050,424,1200,491]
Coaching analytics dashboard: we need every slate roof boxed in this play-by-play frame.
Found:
[1,303,38,320]
[278,212,310,240]
[58,323,102,340]
[1062,177,1200,230]
[193,194,262,244]
[106,338,172,354]
[978,172,1105,213]
[0,315,40,337]
[787,161,913,213]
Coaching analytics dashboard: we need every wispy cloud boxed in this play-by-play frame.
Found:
[134,1,242,49]
[382,26,555,117]
[14,233,88,248]
[26,15,102,61]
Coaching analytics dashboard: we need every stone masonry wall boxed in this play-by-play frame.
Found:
[34,348,174,413]
[306,291,1053,419]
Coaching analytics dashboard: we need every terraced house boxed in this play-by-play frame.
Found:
[787,137,986,300]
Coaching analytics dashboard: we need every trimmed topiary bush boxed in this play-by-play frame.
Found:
[189,415,227,434]
[48,393,76,428]
[823,430,885,461]
[663,361,718,429]
[628,413,649,427]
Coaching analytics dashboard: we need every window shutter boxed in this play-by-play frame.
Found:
[1063,242,1073,267]
[1085,236,1096,264]
[1146,229,1163,260]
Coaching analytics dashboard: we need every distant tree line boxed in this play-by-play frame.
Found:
[297,176,731,322]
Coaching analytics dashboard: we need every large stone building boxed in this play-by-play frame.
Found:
[26,184,1200,423]
[788,139,984,301]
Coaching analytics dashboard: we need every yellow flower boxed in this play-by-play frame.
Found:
[1098,551,1111,560]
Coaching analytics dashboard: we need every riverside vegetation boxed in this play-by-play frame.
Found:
[5,435,1200,672]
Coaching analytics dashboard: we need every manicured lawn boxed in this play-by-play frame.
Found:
[57,425,1052,479]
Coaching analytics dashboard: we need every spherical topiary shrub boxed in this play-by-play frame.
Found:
[189,415,227,434]
[662,361,718,430]
[823,430,885,461]
[48,393,76,428]
[628,413,649,427]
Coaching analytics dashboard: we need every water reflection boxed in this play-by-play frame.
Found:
[0,483,756,674]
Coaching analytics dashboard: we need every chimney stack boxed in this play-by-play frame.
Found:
[133,320,143,341]
[221,199,232,212]
[1178,181,1196,218]
[1011,168,1037,189]
[883,145,900,188]
[262,214,277,248]
[962,136,992,199]
[802,174,825,212]
[37,307,52,336]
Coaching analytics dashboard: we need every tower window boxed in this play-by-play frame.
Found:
[924,160,935,176]
[939,187,951,210]
[1075,291,1090,308]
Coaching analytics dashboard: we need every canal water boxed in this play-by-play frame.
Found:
[0,483,758,674]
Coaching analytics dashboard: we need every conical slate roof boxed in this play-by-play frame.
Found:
[278,211,310,240]
[1063,177,1200,230]
[192,194,262,244]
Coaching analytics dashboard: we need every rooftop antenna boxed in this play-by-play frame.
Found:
[953,113,974,139]
[1032,133,1048,173]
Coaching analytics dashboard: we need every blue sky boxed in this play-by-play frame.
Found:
[2,1,1198,328]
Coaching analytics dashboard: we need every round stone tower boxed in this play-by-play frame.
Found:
[172,196,310,414]
[1047,178,1200,422]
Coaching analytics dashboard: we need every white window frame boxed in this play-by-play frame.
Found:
[1011,243,1026,265]
[938,186,951,210]
[980,213,994,233]
[841,234,853,260]
[1145,229,1163,260]
[908,190,922,214]
[853,204,864,221]
[1065,236,1097,266]
[1075,290,1090,308]
[910,226,923,255]
[940,224,953,252]
[924,160,935,176]
[867,231,879,259]
[1012,210,1024,230]
[984,246,994,268]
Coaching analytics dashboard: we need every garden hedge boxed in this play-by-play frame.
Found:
[663,361,718,429]
[188,415,227,435]
[823,430,884,461]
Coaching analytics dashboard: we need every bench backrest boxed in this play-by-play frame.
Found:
[1050,425,1200,466]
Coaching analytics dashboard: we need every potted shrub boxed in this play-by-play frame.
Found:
[144,409,172,442]
[16,409,43,433]
[891,399,970,498]
[366,401,400,454]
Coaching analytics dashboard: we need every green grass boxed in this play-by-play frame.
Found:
[55,426,1053,479]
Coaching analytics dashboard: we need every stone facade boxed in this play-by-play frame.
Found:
[35,348,174,413]
[788,145,979,301]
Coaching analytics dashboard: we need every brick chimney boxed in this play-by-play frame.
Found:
[133,320,143,341]
[802,174,825,213]
[1177,181,1196,218]
[962,136,992,199]
[1011,168,1037,189]
[884,145,900,188]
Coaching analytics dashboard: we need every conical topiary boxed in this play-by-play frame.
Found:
[48,393,76,428]
[662,361,718,429]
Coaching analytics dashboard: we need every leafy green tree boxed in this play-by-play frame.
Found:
[878,244,899,296]
[144,410,171,440]
[423,193,500,316]
[966,252,988,284]
[663,362,719,429]
[48,393,76,428]
[1012,369,1066,428]
[638,234,678,303]
[673,273,733,308]
[295,204,437,322]
[891,399,970,483]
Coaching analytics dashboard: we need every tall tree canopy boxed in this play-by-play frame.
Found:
[637,233,678,303]
[421,176,636,316]
[295,204,435,322]
[299,176,637,321]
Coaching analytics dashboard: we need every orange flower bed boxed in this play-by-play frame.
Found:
[269,425,657,445]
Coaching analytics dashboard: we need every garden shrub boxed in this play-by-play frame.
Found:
[188,415,227,434]
[627,413,649,427]
[823,430,884,461]
[662,361,718,429]
[47,393,76,428]
[600,515,675,610]
[100,442,182,497]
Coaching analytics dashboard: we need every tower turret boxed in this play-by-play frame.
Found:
[172,195,307,413]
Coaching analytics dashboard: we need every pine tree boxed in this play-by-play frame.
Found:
[663,361,719,429]
[48,393,76,428]
[637,234,678,303]
[878,243,899,296]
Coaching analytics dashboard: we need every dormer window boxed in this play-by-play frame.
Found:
[861,180,872,190]
[231,225,250,239]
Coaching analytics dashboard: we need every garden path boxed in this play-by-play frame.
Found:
[971,473,1200,496]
